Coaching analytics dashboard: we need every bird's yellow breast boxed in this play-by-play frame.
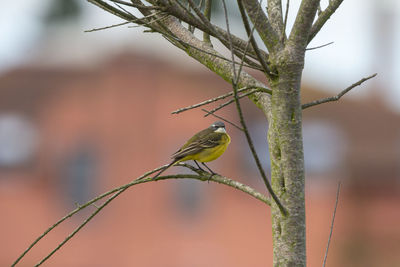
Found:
[181,133,230,162]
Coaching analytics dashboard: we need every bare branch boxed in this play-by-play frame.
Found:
[203,0,212,44]
[288,0,319,50]
[165,33,263,71]
[306,41,334,51]
[221,0,237,80]
[85,21,130,32]
[187,0,216,33]
[241,0,281,52]
[267,0,285,41]
[323,182,341,267]
[283,0,290,40]
[171,86,261,114]
[155,0,270,66]
[161,16,272,111]
[237,0,274,76]
[308,0,344,44]
[87,0,166,34]
[204,89,262,117]
[88,0,134,20]
[13,163,269,266]
[110,0,161,9]
[34,188,127,267]
[302,73,377,109]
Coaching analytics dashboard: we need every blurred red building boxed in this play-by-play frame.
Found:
[1,53,399,267]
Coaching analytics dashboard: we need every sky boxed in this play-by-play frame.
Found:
[0,0,399,111]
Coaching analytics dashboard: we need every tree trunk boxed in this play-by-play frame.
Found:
[268,50,306,266]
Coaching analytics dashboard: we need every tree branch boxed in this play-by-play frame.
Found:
[87,0,167,35]
[323,182,341,267]
[110,0,161,9]
[88,0,272,118]
[171,86,263,114]
[154,0,270,64]
[85,21,130,32]
[288,0,319,50]
[241,0,281,52]
[164,33,264,71]
[237,0,274,76]
[204,89,263,117]
[302,73,377,109]
[282,0,290,41]
[157,16,272,114]
[306,41,334,51]
[267,0,285,41]
[308,0,344,44]
[12,164,269,266]
[203,0,212,44]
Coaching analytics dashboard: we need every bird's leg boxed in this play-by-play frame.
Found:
[194,160,205,171]
[201,162,218,181]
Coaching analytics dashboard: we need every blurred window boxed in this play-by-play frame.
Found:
[0,113,38,168]
[59,143,97,206]
[303,120,347,176]
[173,179,204,220]
[241,119,347,180]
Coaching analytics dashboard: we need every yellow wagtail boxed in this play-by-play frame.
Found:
[153,121,231,179]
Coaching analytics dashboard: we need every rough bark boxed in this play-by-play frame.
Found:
[268,49,306,266]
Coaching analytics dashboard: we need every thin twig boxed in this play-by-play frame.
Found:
[33,172,270,266]
[85,21,130,32]
[323,182,341,267]
[308,0,344,44]
[165,34,263,71]
[302,73,377,109]
[129,14,170,28]
[201,109,244,131]
[221,0,237,81]
[11,167,160,267]
[234,0,262,82]
[204,89,260,116]
[306,41,334,51]
[34,188,127,267]
[187,0,220,38]
[187,1,195,33]
[153,0,270,66]
[110,0,162,10]
[110,0,137,7]
[87,0,162,34]
[171,86,259,114]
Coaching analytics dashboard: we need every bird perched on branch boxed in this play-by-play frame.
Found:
[152,121,231,179]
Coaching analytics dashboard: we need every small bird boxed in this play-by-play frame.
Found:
[152,121,231,179]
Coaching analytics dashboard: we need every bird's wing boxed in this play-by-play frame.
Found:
[172,133,222,160]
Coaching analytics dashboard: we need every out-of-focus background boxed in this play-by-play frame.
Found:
[1,0,400,266]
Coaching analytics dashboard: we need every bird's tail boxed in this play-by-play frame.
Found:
[151,159,179,180]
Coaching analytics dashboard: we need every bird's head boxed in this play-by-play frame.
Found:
[210,121,226,133]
